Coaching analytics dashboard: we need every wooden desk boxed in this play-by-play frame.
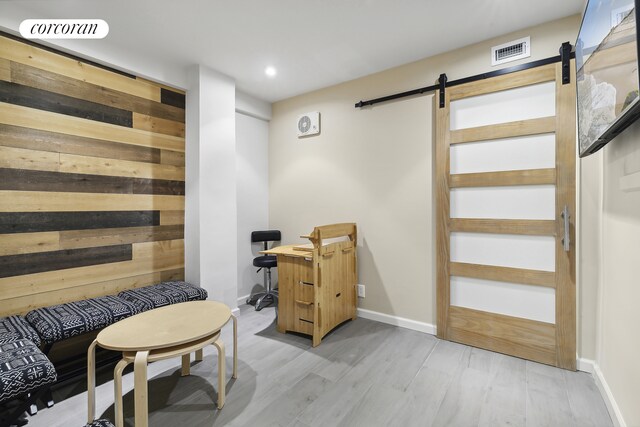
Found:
[86,301,237,427]
[263,223,357,347]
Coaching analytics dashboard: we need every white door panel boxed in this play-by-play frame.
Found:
[450,232,556,272]
[451,276,556,323]
[450,133,556,175]
[450,81,556,130]
[450,186,556,220]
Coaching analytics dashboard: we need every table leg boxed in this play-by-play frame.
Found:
[181,354,190,376]
[232,314,238,379]
[213,339,226,409]
[134,350,150,427]
[195,348,204,361]
[113,358,131,427]
[87,339,98,423]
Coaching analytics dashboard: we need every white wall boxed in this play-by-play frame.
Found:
[185,65,238,310]
[236,112,270,300]
[580,121,640,427]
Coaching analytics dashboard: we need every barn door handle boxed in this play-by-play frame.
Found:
[561,205,570,252]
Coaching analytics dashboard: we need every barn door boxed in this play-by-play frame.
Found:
[435,61,576,370]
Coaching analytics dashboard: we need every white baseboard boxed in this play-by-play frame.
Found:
[577,357,595,374]
[237,294,250,307]
[592,363,627,427]
[356,307,437,335]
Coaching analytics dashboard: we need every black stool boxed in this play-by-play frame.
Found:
[247,230,281,311]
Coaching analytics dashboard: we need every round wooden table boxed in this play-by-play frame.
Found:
[86,301,237,427]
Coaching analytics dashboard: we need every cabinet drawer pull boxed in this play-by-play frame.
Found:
[299,281,314,286]
[295,300,313,306]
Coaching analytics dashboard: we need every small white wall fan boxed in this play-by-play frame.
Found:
[297,111,320,137]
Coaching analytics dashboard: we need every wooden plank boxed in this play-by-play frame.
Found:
[160,88,186,109]
[0,145,59,172]
[0,191,184,212]
[450,116,556,144]
[160,210,184,225]
[59,153,185,181]
[0,231,59,256]
[9,61,185,123]
[0,239,184,300]
[448,63,556,100]
[0,35,161,102]
[447,306,556,366]
[436,89,451,339]
[0,80,133,127]
[312,223,356,240]
[450,262,556,288]
[0,211,159,234]
[0,168,185,195]
[554,61,577,371]
[0,58,9,81]
[0,124,162,164]
[0,244,132,278]
[130,177,185,195]
[0,102,185,152]
[160,149,185,166]
[59,225,183,250]
[133,112,185,137]
[136,76,185,95]
[449,218,556,236]
[0,268,183,317]
[449,168,556,188]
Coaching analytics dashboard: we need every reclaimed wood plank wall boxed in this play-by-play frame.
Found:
[0,34,186,316]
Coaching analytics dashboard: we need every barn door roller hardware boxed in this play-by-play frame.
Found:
[560,41,572,85]
[354,42,574,109]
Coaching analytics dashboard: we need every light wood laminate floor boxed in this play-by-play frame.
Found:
[30,304,612,427]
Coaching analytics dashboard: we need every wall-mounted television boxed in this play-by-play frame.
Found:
[576,0,640,157]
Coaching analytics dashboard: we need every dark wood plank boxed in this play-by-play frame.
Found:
[0,168,185,195]
[0,80,133,127]
[0,124,162,164]
[130,177,185,195]
[160,88,186,109]
[0,211,160,234]
[10,62,185,123]
[0,244,132,278]
[0,168,129,193]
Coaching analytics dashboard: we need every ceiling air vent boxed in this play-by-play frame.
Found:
[491,36,530,66]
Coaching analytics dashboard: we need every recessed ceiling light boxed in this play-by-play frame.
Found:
[265,66,277,78]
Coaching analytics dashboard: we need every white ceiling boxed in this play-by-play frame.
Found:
[0,0,585,102]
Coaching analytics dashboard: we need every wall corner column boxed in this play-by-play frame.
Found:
[185,64,238,310]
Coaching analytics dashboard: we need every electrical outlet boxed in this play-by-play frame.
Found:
[357,284,365,298]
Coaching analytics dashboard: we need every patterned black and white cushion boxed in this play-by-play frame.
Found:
[25,296,140,345]
[117,281,208,312]
[0,339,56,404]
[84,419,115,427]
[0,316,42,347]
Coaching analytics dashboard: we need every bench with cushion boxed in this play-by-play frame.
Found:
[117,281,209,312]
[0,316,41,347]
[0,281,207,426]
[25,296,141,348]
[84,419,115,427]
[0,339,57,427]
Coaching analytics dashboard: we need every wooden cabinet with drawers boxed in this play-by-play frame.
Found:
[262,223,357,347]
